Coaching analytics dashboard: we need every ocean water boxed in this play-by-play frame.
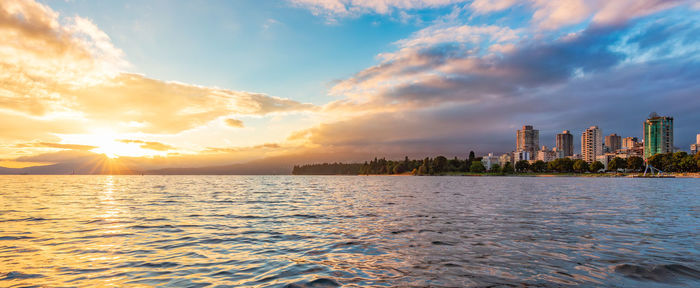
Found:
[0,175,698,287]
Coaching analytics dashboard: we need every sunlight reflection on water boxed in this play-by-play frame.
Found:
[0,175,698,287]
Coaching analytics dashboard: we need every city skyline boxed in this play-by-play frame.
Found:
[1,0,699,173]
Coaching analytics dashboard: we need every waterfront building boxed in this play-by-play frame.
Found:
[555,130,574,157]
[499,153,512,167]
[622,137,638,149]
[643,113,673,159]
[581,126,603,163]
[605,134,621,153]
[536,146,563,162]
[693,134,700,155]
[567,154,582,160]
[481,153,501,171]
[514,150,532,162]
[597,153,628,171]
[516,125,539,158]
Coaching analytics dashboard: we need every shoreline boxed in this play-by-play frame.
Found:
[353,172,700,178]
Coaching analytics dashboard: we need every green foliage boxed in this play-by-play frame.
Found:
[502,162,514,174]
[590,161,605,173]
[573,159,589,173]
[547,158,574,173]
[470,161,486,173]
[448,157,462,172]
[608,157,627,171]
[679,156,697,172]
[627,156,644,171]
[432,156,448,174]
[292,163,364,175]
[515,160,530,173]
[531,160,546,172]
[294,152,700,175]
[647,152,699,173]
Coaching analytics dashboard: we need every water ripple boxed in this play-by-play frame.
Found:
[0,175,698,287]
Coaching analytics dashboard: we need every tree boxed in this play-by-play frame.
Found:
[469,151,476,162]
[502,162,514,174]
[418,164,429,175]
[679,155,697,172]
[627,156,644,172]
[590,161,605,173]
[531,160,546,173]
[573,160,589,173]
[432,156,448,174]
[608,157,627,171]
[515,160,530,173]
[548,158,573,173]
[490,163,501,173]
[448,157,461,172]
[392,163,405,174]
[470,161,486,173]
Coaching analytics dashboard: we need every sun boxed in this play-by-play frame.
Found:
[91,138,143,158]
[61,129,160,158]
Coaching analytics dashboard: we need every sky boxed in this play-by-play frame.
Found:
[1,0,699,172]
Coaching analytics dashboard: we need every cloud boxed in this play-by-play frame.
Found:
[205,143,281,153]
[290,0,690,30]
[468,0,692,30]
[0,0,316,142]
[301,8,700,157]
[15,142,97,151]
[470,0,519,14]
[64,73,315,133]
[288,0,468,18]
[225,118,245,128]
[118,139,176,151]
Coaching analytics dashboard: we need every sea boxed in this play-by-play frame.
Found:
[0,175,698,287]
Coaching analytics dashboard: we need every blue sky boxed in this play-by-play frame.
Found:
[44,0,429,104]
[1,0,699,169]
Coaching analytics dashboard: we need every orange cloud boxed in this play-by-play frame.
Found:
[117,139,175,151]
[24,142,98,151]
[0,0,316,143]
[225,118,245,128]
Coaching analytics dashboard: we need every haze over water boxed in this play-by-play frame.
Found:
[1,175,699,287]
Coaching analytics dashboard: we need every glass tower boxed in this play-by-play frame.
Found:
[643,113,673,159]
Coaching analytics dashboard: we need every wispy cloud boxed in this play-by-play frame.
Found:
[118,139,175,151]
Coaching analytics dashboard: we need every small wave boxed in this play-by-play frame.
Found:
[614,263,700,282]
[1,271,45,280]
[77,233,133,239]
[0,236,34,241]
[0,217,47,223]
[290,214,324,219]
[283,278,341,288]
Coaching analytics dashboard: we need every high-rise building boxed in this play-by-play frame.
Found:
[605,133,621,152]
[516,125,539,157]
[643,113,673,159]
[622,137,638,149]
[581,126,603,163]
[556,130,574,157]
[691,134,700,155]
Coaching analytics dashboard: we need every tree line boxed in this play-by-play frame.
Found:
[292,151,700,175]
